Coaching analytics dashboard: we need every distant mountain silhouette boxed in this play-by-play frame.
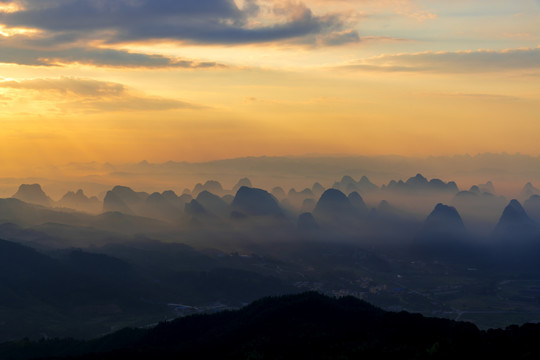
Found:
[383,174,458,193]
[493,200,539,242]
[333,175,378,194]
[297,212,319,232]
[287,188,315,209]
[196,191,230,218]
[232,187,283,217]
[103,186,148,215]
[421,203,467,240]
[313,189,358,227]
[232,178,252,193]
[141,192,182,222]
[12,184,52,207]
[103,190,134,215]
[192,180,224,196]
[348,191,368,214]
[476,181,496,194]
[184,199,211,218]
[161,191,192,211]
[520,182,540,200]
[58,189,101,213]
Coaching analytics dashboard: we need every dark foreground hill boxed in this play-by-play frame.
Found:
[3,292,540,360]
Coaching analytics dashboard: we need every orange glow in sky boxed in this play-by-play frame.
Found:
[0,0,539,171]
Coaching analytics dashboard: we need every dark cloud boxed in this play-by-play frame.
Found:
[0,0,359,67]
[0,0,356,45]
[343,47,540,73]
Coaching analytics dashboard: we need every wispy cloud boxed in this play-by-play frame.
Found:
[341,47,540,73]
[0,77,201,112]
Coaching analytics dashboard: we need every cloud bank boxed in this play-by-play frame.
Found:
[0,0,361,67]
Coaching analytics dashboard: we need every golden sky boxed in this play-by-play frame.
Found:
[0,0,539,170]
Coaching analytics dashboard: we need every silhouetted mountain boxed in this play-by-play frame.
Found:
[7,292,540,360]
[232,178,252,193]
[333,175,378,194]
[421,203,467,241]
[297,212,319,232]
[142,192,181,222]
[103,186,148,215]
[102,190,133,215]
[348,191,368,214]
[196,191,230,218]
[0,238,163,340]
[58,190,101,213]
[521,182,540,200]
[161,191,191,211]
[287,188,315,209]
[184,199,211,218]
[493,200,539,242]
[383,174,458,193]
[313,189,358,227]
[12,184,52,207]
[192,180,224,196]
[477,181,496,194]
[232,187,283,217]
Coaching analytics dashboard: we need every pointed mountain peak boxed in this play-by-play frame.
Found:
[422,203,466,237]
[494,199,538,239]
[348,191,368,213]
[503,199,529,219]
[298,212,319,231]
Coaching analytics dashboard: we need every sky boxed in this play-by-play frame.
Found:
[0,0,539,172]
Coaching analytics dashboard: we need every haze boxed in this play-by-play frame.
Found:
[3,1,540,353]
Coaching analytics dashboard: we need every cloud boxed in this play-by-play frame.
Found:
[0,0,362,67]
[0,39,227,68]
[0,77,201,112]
[0,0,358,45]
[342,47,540,73]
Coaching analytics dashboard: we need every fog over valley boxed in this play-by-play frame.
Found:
[1,156,540,346]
